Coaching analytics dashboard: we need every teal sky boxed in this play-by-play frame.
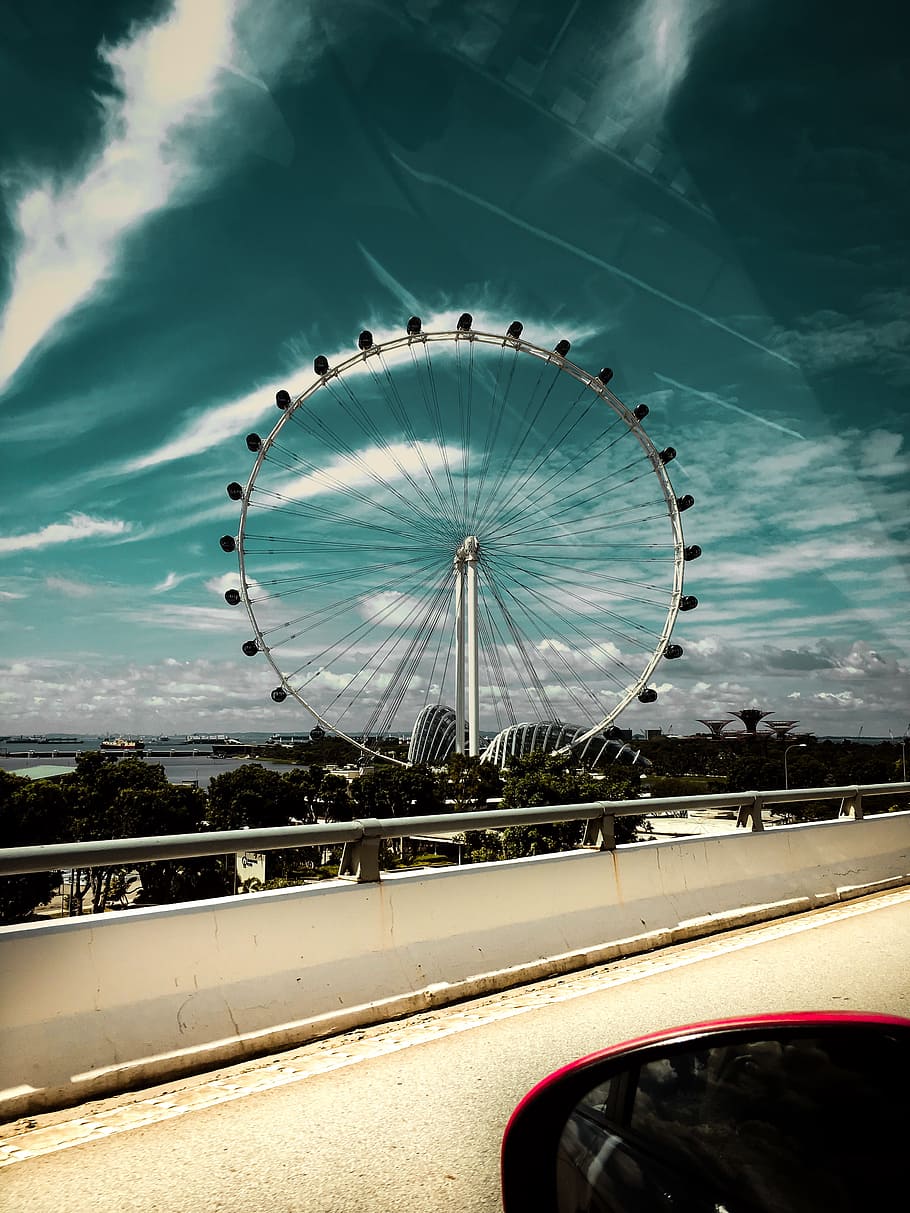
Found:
[1,0,907,739]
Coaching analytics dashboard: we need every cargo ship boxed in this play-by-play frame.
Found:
[100,736,146,753]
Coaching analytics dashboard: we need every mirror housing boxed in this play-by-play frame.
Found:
[502,1013,910,1212]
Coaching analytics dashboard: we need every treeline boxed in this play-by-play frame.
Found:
[0,750,640,923]
[3,738,906,923]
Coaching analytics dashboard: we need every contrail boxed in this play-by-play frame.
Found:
[655,373,806,439]
[357,244,421,315]
[391,154,798,370]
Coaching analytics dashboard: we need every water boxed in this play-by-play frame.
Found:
[0,740,306,790]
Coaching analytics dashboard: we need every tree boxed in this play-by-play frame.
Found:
[281,765,351,822]
[496,752,642,860]
[445,753,503,812]
[350,763,443,819]
[66,751,209,911]
[205,763,296,831]
[0,771,69,923]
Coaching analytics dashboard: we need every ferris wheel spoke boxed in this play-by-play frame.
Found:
[487,384,594,528]
[472,356,554,524]
[227,322,694,764]
[482,555,660,677]
[326,569,453,734]
[257,552,449,648]
[306,377,463,532]
[488,554,669,655]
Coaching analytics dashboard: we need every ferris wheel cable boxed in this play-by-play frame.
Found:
[483,566,605,724]
[368,351,458,526]
[260,436,460,538]
[470,344,519,533]
[407,342,462,520]
[489,392,626,528]
[494,426,647,534]
[476,605,517,730]
[486,376,596,526]
[481,572,558,716]
[256,551,449,644]
[457,338,475,523]
[247,554,455,601]
[418,589,458,719]
[485,493,671,549]
[486,554,663,659]
[473,355,553,524]
[488,553,675,598]
[497,576,659,685]
[331,570,453,735]
[247,485,452,539]
[255,551,450,642]
[371,585,453,738]
[492,555,667,648]
[484,556,673,617]
[285,564,452,693]
[306,377,462,531]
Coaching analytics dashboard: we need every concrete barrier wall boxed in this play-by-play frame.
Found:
[2,812,909,1118]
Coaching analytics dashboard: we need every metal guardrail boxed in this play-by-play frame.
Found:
[1,783,908,884]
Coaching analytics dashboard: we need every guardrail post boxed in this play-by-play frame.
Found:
[839,789,864,819]
[338,819,382,882]
[735,796,765,831]
[581,810,616,851]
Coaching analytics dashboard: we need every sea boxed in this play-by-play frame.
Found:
[0,734,307,790]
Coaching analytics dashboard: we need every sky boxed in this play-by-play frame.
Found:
[0,0,908,741]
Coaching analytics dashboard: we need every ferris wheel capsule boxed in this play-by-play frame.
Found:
[224,322,696,766]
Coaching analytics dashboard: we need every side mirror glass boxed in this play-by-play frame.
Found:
[502,1014,910,1212]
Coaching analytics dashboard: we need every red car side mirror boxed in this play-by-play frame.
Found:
[502,1012,910,1212]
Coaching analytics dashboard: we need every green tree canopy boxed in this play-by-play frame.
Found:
[498,752,642,858]
[0,771,70,923]
[206,763,297,831]
[350,763,443,819]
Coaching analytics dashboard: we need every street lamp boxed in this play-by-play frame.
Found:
[784,743,807,789]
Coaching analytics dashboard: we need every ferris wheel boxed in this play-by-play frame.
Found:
[219,316,700,765]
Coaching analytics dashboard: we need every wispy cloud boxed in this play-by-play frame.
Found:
[392,154,798,369]
[118,304,603,474]
[0,512,131,555]
[766,289,910,381]
[358,244,421,315]
[0,0,318,396]
[654,373,806,438]
[0,0,237,393]
[45,576,96,598]
[152,571,196,593]
[598,0,721,130]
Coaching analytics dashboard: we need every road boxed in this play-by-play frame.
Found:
[3,888,909,1212]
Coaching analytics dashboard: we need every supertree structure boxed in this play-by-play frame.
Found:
[697,718,733,738]
[762,720,800,739]
[732,709,773,735]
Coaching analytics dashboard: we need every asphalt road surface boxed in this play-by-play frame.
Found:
[3,888,909,1212]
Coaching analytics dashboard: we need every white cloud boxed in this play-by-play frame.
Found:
[152,571,196,593]
[599,0,721,129]
[118,304,603,474]
[0,1,319,396]
[0,1,238,393]
[766,290,910,381]
[0,512,131,555]
[45,576,96,599]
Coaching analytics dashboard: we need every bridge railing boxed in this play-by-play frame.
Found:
[1,782,908,885]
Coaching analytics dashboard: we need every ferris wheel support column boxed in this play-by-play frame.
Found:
[465,536,480,757]
[454,559,466,755]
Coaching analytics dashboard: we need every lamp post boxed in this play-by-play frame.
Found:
[784,743,807,789]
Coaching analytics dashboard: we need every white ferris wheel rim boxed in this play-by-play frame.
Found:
[232,325,690,765]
